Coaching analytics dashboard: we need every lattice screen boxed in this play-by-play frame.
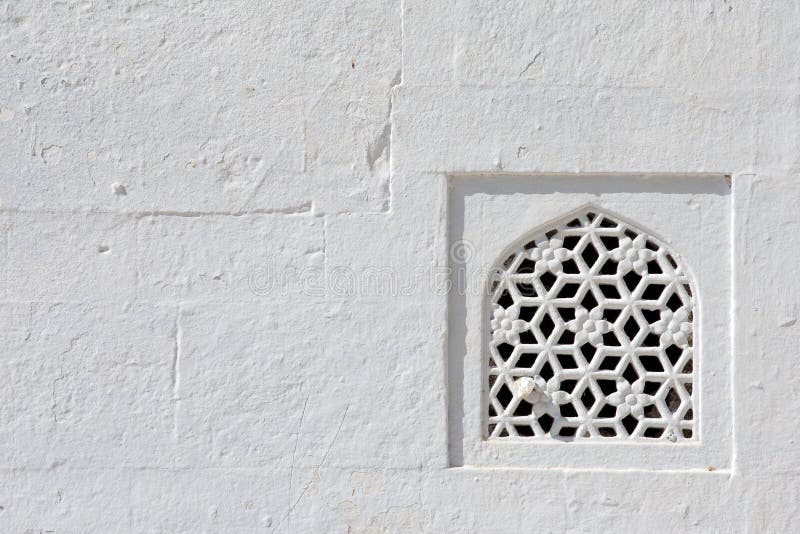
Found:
[487,209,695,442]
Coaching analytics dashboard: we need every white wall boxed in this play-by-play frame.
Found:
[1,0,799,531]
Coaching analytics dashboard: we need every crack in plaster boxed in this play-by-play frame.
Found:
[272,404,349,533]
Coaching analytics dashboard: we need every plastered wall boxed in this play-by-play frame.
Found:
[1,1,800,532]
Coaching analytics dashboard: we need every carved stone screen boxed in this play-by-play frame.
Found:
[487,209,695,442]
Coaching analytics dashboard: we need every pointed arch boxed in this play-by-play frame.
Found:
[486,207,696,442]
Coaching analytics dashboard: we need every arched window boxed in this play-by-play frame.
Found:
[487,208,696,442]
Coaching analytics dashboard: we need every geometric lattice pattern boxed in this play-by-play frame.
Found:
[488,209,695,442]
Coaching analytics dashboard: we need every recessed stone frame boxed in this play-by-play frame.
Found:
[448,174,732,470]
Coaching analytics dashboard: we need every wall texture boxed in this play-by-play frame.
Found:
[1,0,800,532]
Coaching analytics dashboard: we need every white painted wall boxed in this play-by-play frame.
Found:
[1,0,799,531]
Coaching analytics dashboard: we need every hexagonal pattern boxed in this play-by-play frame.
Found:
[488,210,695,442]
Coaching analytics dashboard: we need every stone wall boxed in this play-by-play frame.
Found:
[1,1,799,531]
